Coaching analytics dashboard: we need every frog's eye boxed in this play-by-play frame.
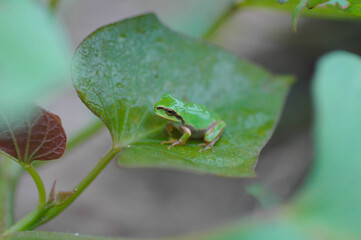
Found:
[166,109,175,116]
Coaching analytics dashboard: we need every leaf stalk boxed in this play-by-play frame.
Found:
[1,147,122,236]
[2,164,46,235]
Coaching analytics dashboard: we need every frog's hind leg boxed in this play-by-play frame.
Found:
[199,121,226,152]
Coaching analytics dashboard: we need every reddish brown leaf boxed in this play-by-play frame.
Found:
[0,107,67,164]
[56,189,76,205]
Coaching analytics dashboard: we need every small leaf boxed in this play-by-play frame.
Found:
[48,180,57,203]
[307,0,329,9]
[55,190,76,205]
[322,0,351,9]
[72,14,293,177]
[242,0,361,21]
[0,107,67,164]
[47,180,76,205]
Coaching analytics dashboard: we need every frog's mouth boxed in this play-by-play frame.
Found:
[155,106,169,118]
[155,106,181,123]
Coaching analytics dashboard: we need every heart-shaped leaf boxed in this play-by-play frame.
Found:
[72,14,293,177]
[0,107,67,164]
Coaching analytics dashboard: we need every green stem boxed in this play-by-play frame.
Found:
[2,160,23,226]
[24,165,47,206]
[49,0,59,12]
[203,2,239,39]
[37,147,121,227]
[2,147,122,233]
[0,159,17,232]
[66,120,104,151]
[2,164,46,235]
[0,121,105,235]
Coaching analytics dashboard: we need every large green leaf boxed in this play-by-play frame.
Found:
[72,14,292,177]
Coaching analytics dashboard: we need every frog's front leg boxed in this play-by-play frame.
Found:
[199,121,226,152]
[163,122,175,138]
[161,126,191,149]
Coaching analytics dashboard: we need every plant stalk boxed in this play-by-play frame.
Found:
[2,164,46,235]
[203,2,238,39]
[49,0,59,12]
[36,147,122,227]
[0,159,20,233]
[1,147,122,235]
[66,120,104,151]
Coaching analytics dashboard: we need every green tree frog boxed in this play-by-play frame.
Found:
[154,94,226,152]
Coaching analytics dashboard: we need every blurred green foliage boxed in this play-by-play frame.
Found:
[241,0,361,20]
[292,51,361,238]
[292,0,361,30]
[0,0,70,114]
[2,1,361,239]
[160,0,235,38]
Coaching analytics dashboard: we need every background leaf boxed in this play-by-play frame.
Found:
[3,231,128,240]
[291,0,361,30]
[291,51,361,237]
[159,0,235,38]
[0,107,67,164]
[240,0,361,20]
[0,0,70,115]
[72,14,292,177]
[0,158,22,233]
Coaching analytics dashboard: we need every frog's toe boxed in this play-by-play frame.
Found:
[166,140,184,149]
[161,138,177,145]
[199,144,215,152]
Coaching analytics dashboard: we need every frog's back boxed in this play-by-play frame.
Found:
[177,101,220,130]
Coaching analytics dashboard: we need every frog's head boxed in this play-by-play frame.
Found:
[154,94,183,123]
